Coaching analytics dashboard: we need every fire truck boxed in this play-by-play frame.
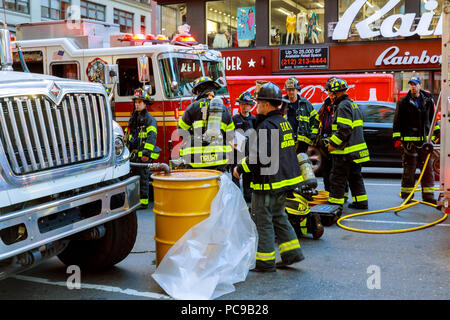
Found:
[12,19,229,164]
[226,73,398,116]
[0,23,143,279]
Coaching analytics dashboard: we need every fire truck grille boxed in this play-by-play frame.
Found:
[0,93,109,175]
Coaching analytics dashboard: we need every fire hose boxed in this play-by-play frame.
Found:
[336,151,447,234]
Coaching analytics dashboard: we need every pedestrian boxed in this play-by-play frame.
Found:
[232,91,256,203]
[392,76,440,204]
[177,77,235,171]
[125,88,160,209]
[233,81,305,272]
[326,78,369,210]
[281,77,318,154]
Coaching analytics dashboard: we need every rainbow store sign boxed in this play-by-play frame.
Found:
[333,0,442,40]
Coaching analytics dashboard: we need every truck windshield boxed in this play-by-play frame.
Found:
[159,54,228,98]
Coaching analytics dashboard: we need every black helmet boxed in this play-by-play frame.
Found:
[284,77,301,90]
[255,82,289,104]
[323,77,337,92]
[236,91,254,104]
[192,76,222,96]
[132,88,152,104]
[329,78,348,92]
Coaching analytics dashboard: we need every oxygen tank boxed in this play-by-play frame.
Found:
[203,98,224,145]
[297,153,317,189]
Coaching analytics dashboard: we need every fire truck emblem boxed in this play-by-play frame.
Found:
[86,57,108,83]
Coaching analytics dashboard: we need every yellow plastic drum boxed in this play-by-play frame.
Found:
[151,169,221,266]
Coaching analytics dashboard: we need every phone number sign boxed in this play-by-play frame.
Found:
[279,47,329,70]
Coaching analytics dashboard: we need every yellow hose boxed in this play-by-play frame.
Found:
[336,153,448,234]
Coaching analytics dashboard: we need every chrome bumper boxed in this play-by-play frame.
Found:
[0,176,140,261]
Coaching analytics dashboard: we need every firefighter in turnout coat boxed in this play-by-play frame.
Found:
[326,78,369,210]
[233,81,305,272]
[125,88,160,209]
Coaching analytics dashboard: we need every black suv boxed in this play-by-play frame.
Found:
[309,101,401,174]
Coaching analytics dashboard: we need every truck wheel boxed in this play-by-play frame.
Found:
[57,212,137,271]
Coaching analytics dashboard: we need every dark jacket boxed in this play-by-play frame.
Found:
[281,94,318,145]
[328,94,370,164]
[237,110,303,193]
[125,109,160,161]
[232,112,256,132]
[393,89,440,145]
[177,97,235,168]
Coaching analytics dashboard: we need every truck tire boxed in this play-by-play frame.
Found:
[57,212,138,271]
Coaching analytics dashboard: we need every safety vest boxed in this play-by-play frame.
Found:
[237,110,303,193]
[125,109,160,160]
[328,95,370,163]
[177,98,235,168]
[393,90,440,145]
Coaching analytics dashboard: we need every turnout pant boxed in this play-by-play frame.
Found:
[232,166,252,202]
[319,145,349,200]
[251,191,304,270]
[131,164,150,206]
[329,155,367,207]
[401,146,435,201]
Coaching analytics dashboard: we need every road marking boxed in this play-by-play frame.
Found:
[13,275,172,300]
[345,218,450,227]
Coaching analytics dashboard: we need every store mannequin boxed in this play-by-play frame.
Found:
[285,12,296,45]
[307,12,320,44]
[296,11,307,44]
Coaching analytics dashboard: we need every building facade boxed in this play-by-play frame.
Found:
[155,0,443,97]
[1,0,153,35]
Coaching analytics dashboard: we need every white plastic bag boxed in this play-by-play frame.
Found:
[152,174,257,300]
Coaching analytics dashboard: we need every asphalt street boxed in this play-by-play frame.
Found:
[0,169,449,301]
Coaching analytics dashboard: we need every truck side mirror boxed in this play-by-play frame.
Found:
[143,84,152,95]
[137,55,151,83]
[103,64,119,85]
[170,81,179,93]
[0,29,13,71]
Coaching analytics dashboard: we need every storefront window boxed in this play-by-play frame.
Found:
[394,71,431,93]
[420,0,442,39]
[161,4,186,40]
[337,0,405,41]
[206,0,256,49]
[269,0,324,46]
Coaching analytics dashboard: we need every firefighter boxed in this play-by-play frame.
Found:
[125,88,161,209]
[313,77,349,201]
[393,76,440,204]
[177,77,235,171]
[326,78,369,210]
[232,91,256,203]
[281,77,318,154]
[233,81,305,272]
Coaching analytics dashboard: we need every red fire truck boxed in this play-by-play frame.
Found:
[12,19,229,164]
[226,73,398,116]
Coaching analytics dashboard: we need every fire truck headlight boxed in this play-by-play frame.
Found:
[115,137,125,157]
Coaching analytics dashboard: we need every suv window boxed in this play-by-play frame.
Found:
[366,104,395,123]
